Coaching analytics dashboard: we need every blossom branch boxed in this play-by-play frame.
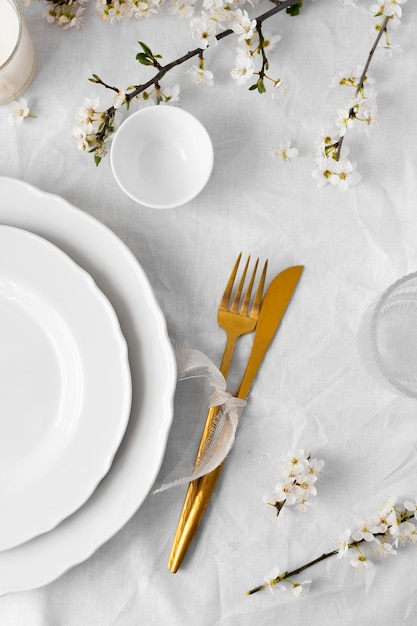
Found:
[263,450,324,517]
[103,0,296,103]
[312,1,407,191]
[247,548,341,595]
[73,0,301,163]
[247,498,417,597]
[335,14,389,160]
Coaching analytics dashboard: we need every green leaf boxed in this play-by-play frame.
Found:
[136,53,153,65]
[138,41,154,57]
[248,83,258,91]
[286,2,303,16]
[257,79,266,94]
[94,154,102,167]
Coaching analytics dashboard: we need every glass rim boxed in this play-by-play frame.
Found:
[369,270,417,398]
[0,0,23,73]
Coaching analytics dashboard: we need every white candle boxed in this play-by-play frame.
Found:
[0,0,36,105]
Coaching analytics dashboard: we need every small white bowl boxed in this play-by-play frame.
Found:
[110,106,214,209]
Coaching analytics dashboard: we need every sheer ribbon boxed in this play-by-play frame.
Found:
[153,346,246,493]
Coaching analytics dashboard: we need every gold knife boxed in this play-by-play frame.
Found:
[168,264,304,573]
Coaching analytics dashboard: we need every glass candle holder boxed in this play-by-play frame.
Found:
[358,272,417,398]
[0,0,36,105]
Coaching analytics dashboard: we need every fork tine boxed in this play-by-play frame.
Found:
[250,259,268,317]
[219,252,242,310]
[240,258,259,316]
[230,255,250,313]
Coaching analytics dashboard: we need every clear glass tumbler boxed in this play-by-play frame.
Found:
[358,272,417,398]
[0,0,36,105]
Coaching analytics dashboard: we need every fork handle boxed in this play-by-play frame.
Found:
[168,332,240,572]
[218,333,239,378]
[168,405,223,573]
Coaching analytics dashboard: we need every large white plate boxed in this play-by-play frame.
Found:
[0,225,132,551]
[0,178,176,594]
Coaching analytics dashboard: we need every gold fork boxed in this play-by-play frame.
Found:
[217,253,267,380]
[168,253,268,572]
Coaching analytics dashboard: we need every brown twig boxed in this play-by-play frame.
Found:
[99,0,300,117]
[335,14,390,160]
[247,509,415,596]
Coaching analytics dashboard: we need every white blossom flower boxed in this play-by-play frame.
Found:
[206,4,230,23]
[281,449,310,477]
[262,31,281,54]
[372,538,397,559]
[270,140,298,162]
[404,497,417,518]
[76,96,100,127]
[202,0,225,9]
[349,554,373,571]
[189,17,218,48]
[307,458,325,478]
[375,42,403,58]
[335,108,354,137]
[267,449,324,515]
[294,497,314,513]
[377,496,398,530]
[353,99,380,136]
[352,521,375,542]
[272,77,290,98]
[230,8,256,42]
[312,156,335,188]
[273,479,301,505]
[186,65,214,87]
[230,54,254,85]
[235,39,254,60]
[330,65,375,90]
[291,579,312,599]
[368,502,395,534]
[72,126,89,151]
[66,6,85,29]
[130,1,158,20]
[407,526,417,545]
[336,529,352,558]
[113,90,126,109]
[393,521,416,546]
[297,473,318,498]
[94,143,108,158]
[166,0,195,18]
[160,84,180,104]
[263,567,286,594]
[8,98,32,125]
[329,158,361,191]
[370,0,406,18]
[99,0,127,23]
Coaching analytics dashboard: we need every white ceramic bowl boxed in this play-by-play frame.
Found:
[110,106,214,209]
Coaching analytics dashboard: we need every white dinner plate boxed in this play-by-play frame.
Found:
[0,225,132,551]
[0,178,176,594]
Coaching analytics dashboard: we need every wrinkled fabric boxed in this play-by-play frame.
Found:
[1,1,417,625]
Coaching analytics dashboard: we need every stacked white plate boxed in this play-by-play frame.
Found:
[0,178,176,595]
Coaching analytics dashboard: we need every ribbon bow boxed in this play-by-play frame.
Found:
[153,346,246,493]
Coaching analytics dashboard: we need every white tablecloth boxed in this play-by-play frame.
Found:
[1,1,417,624]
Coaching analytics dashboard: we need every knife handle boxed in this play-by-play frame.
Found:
[168,464,224,573]
[168,404,223,573]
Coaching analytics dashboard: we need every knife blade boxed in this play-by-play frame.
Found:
[236,264,304,400]
[168,264,304,573]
